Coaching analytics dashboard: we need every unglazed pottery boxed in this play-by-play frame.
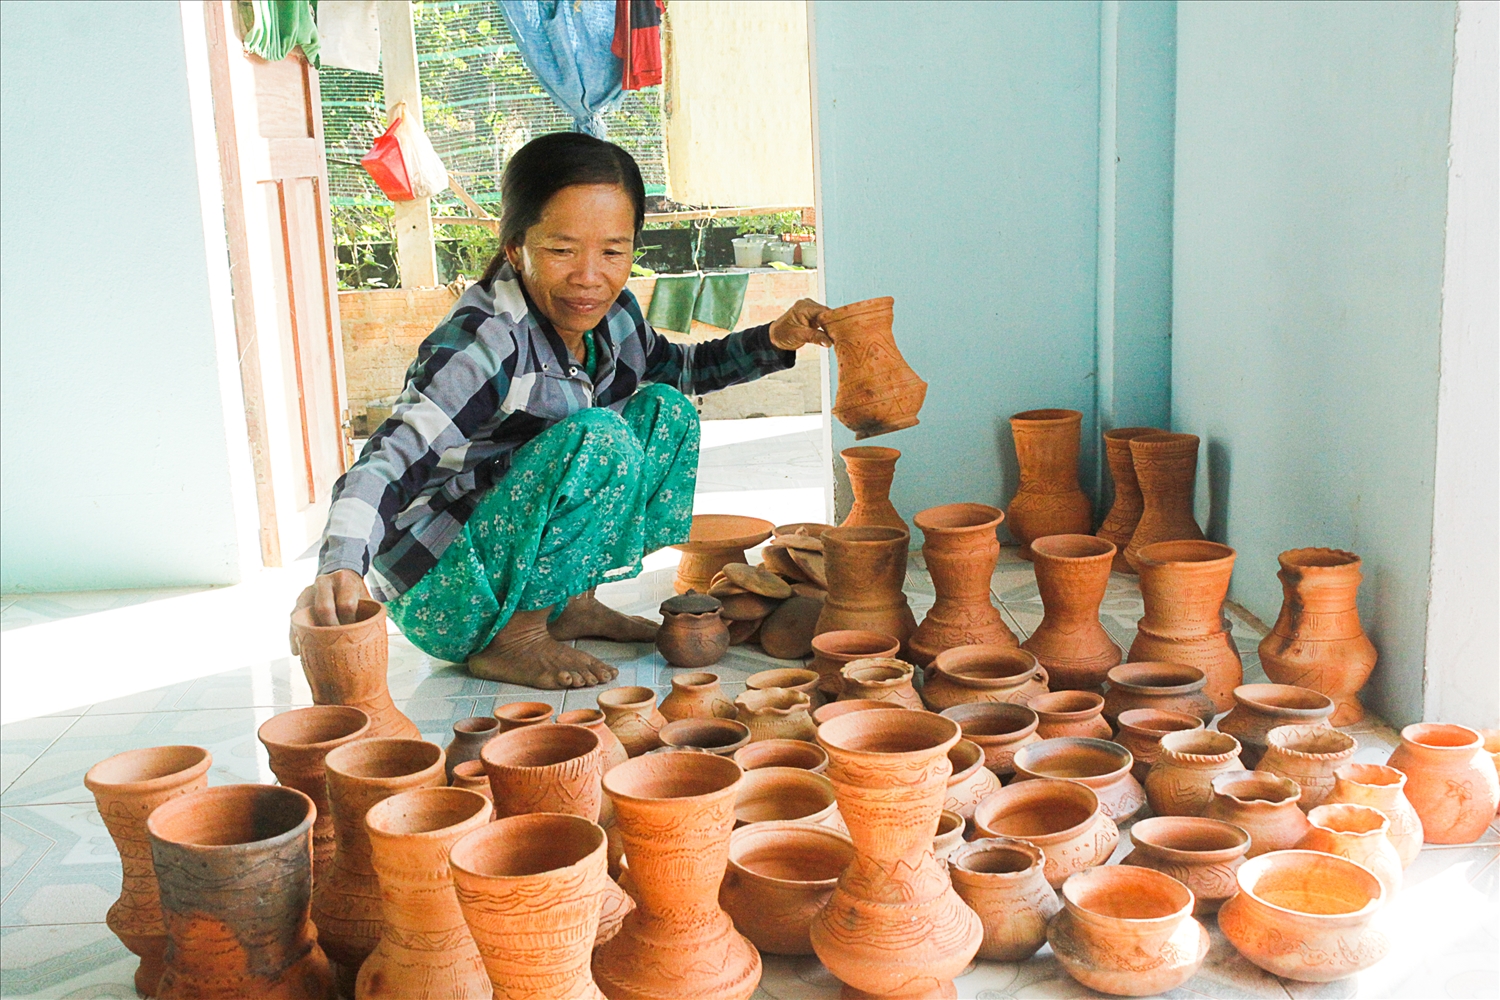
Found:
[147,784,332,1000]
[443,716,501,783]
[734,738,829,774]
[813,698,908,726]
[598,686,668,757]
[922,644,1049,711]
[719,821,856,956]
[1203,771,1311,858]
[747,667,824,710]
[948,838,1060,962]
[946,739,1002,823]
[1128,541,1242,712]
[481,723,604,821]
[723,561,794,598]
[1327,763,1424,867]
[908,502,1016,665]
[932,809,967,861]
[939,702,1042,777]
[971,778,1119,888]
[839,657,923,710]
[661,671,736,722]
[1103,662,1216,725]
[1022,534,1122,688]
[85,745,212,997]
[491,701,554,731]
[734,766,841,829]
[826,296,928,439]
[759,596,824,659]
[735,688,818,743]
[1006,409,1092,559]
[656,593,731,668]
[1144,730,1244,817]
[660,717,753,756]
[1297,803,1403,898]
[1012,737,1145,821]
[809,711,981,999]
[1047,865,1210,997]
[1387,722,1500,843]
[1218,850,1388,982]
[1096,427,1157,573]
[1217,683,1334,768]
[1123,432,1204,569]
[1030,690,1112,740]
[258,708,371,887]
[809,629,901,696]
[449,761,496,817]
[1114,709,1203,784]
[1259,724,1357,812]
[556,709,629,772]
[292,599,419,740]
[1122,816,1250,915]
[1484,729,1500,816]
[672,514,775,595]
[839,445,909,531]
[1259,548,1378,726]
[815,525,918,655]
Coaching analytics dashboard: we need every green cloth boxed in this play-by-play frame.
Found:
[693,273,750,330]
[244,0,320,64]
[645,275,701,334]
[387,385,699,663]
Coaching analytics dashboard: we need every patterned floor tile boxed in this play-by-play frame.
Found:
[0,804,120,927]
[1,718,77,796]
[0,922,137,998]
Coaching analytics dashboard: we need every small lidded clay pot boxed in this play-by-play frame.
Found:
[734,739,829,774]
[839,657,924,710]
[659,718,752,757]
[1030,691,1112,740]
[939,703,1042,778]
[718,821,855,956]
[1258,724,1357,812]
[660,671,736,722]
[1144,730,1244,817]
[1102,662,1215,726]
[1122,816,1250,914]
[1327,763,1423,867]
[1013,737,1145,822]
[657,592,731,669]
[1217,683,1334,769]
[948,838,1060,962]
[1115,709,1204,784]
[945,739,1002,823]
[1202,771,1310,858]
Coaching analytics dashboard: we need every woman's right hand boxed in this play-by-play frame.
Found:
[289,569,372,654]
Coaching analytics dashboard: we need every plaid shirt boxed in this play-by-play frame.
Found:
[318,263,795,600]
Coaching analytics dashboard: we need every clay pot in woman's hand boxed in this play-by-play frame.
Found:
[292,599,420,740]
[1006,409,1093,559]
[809,629,901,697]
[1202,771,1310,858]
[922,644,1049,711]
[1122,816,1250,914]
[1296,803,1403,898]
[491,701,553,731]
[1096,427,1157,573]
[442,716,500,783]
[971,778,1119,887]
[948,838,1060,962]
[1386,722,1500,843]
[735,687,818,743]
[258,707,371,888]
[939,702,1042,778]
[1258,724,1357,812]
[598,686,667,757]
[719,821,855,956]
[1022,534,1121,689]
[1123,432,1204,568]
[815,526,918,655]
[1144,730,1244,817]
[826,296,928,439]
[908,502,1016,665]
[1327,763,1423,866]
[1115,708,1203,784]
[945,739,1002,823]
[661,670,736,722]
[1217,683,1334,769]
[1013,737,1145,822]
[657,592,731,668]
[1103,662,1216,726]
[839,446,908,531]
[838,657,923,710]
[734,738,829,774]
[1029,690,1112,740]
[1128,541,1242,712]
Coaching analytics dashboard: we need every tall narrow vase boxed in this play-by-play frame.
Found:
[1123,433,1204,569]
[1096,427,1157,573]
[1128,541,1242,712]
[827,296,928,439]
[1022,534,1121,689]
[908,503,1016,666]
[815,526,918,656]
[258,706,372,886]
[840,446,909,531]
[1006,409,1093,559]
[292,600,420,739]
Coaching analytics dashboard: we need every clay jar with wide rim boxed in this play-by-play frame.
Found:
[1013,737,1145,822]
[809,710,981,1000]
[971,778,1119,888]
[1096,427,1158,573]
[948,838,1060,962]
[719,820,856,956]
[815,526,918,656]
[292,600,420,740]
[1123,432,1204,570]
[1144,730,1244,817]
[1048,864,1210,997]
[1259,548,1378,726]
[839,445,909,531]
[1218,683,1334,769]
[939,702,1042,778]
[747,667,825,710]
[491,701,554,731]
[1386,722,1500,844]
[1006,409,1093,559]
[946,739,1002,823]
[442,716,500,783]
[661,671,736,722]
[592,752,761,1000]
[809,629,901,697]
[85,745,212,998]
[450,812,609,1000]
[358,788,492,999]
[1023,534,1122,689]
[597,686,667,757]
[908,502,1016,666]
[734,738,829,774]
[922,644,1050,711]
[1296,803,1403,898]
[1203,771,1311,858]
[556,709,629,772]
[660,718,753,756]
[1259,724,1357,813]
[1103,662,1216,726]
[1327,763,1423,867]
[1030,691,1112,740]
[672,514,775,595]
[1115,709,1204,784]
[147,784,332,1000]
[1122,816,1250,915]
[838,657,924,710]
[826,296,928,440]
[1218,850,1389,982]
[734,766,841,829]
[1128,541,1243,712]
[735,688,818,743]
[258,707,371,887]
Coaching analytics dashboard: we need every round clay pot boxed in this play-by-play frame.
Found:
[826,297,929,439]
[449,761,496,818]
[932,809,966,861]
[1096,427,1157,573]
[1103,662,1216,725]
[734,688,817,743]
[597,686,667,757]
[491,701,553,731]
[948,838,1060,962]
[946,739,1002,823]
[1203,771,1311,858]
[939,702,1042,777]
[1218,683,1335,768]
[1386,722,1500,844]
[813,698,907,726]
[839,446,909,531]
[1006,409,1093,559]
[759,596,824,660]
[1115,708,1204,783]
[1259,548,1378,726]
[1030,690,1112,740]
[1259,725,1357,813]
[1023,534,1122,688]
[557,708,629,772]
[1144,730,1244,817]
[660,717,753,756]
[258,707,371,888]
[359,787,492,999]
[442,716,500,783]
[1048,864,1210,996]
[1327,763,1423,868]
[656,593,731,668]
[719,821,855,956]
[1297,803,1403,898]
[908,502,1016,665]
[815,526,919,658]
[1123,432,1205,569]
[746,667,824,710]
[292,599,420,740]
[450,813,610,1000]
[971,778,1119,888]
[809,629,901,696]
[838,657,923,710]
[922,644,1049,711]
[809,710,981,1000]
[1128,541,1243,712]
[480,723,603,821]
[1012,737,1146,821]
[672,514,775,595]
[85,745,213,997]
[1122,816,1250,915]
[1218,850,1389,982]
[735,766,841,830]
[147,784,333,1000]
[661,671,736,722]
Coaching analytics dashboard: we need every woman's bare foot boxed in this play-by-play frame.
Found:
[549,588,659,643]
[469,607,619,689]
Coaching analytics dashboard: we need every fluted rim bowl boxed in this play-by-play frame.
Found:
[1061,864,1195,930]
[1210,770,1302,807]
[1159,730,1242,761]
[950,837,1047,878]
[1266,725,1356,759]
[1231,849,1384,920]
[147,784,314,850]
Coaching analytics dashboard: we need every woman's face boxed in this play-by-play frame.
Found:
[506,183,635,338]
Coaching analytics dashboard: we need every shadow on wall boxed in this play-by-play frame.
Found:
[1206,439,1231,543]
[995,418,1022,545]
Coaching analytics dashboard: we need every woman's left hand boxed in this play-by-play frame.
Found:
[769,298,834,350]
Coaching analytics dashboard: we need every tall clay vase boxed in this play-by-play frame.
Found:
[1128,541,1243,712]
[358,788,492,999]
[1296,804,1403,898]
[258,707,372,886]
[1022,534,1121,689]
[826,296,928,439]
[815,526,918,655]
[1096,427,1157,573]
[1123,432,1204,570]
[1006,409,1093,559]
[1386,723,1500,844]
[1258,548,1379,726]
[809,711,982,999]
[1327,763,1423,867]
[147,785,333,1000]
[597,686,667,757]
[292,600,420,740]
[592,753,762,1000]
[1217,683,1334,769]
[85,745,212,998]
[840,446,909,531]
[908,503,1016,666]
[1202,771,1311,859]
[444,717,501,783]
[947,838,1060,962]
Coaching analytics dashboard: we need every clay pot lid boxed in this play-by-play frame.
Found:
[914,502,1004,535]
[1011,408,1083,425]
[1231,683,1335,718]
[85,745,212,794]
[602,749,743,804]
[946,739,986,786]
[728,821,853,886]
[950,837,1046,879]
[450,812,604,880]
[735,739,830,773]
[1028,691,1106,720]
[673,514,774,554]
[788,549,827,587]
[289,597,385,632]
[1159,730,1242,763]
[1233,849,1384,917]
[1013,737,1133,783]
[720,591,780,621]
[1134,540,1236,567]
[746,668,819,691]
[661,591,722,615]
[258,706,372,751]
[734,767,836,825]
[1277,547,1362,572]
[1128,816,1250,864]
[1333,762,1407,791]
[816,707,960,761]
[1116,709,1204,737]
[931,645,1039,685]
[724,562,794,599]
[481,723,600,769]
[147,783,314,849]
[1307,803,1390,838]
[1028,534,1116,561]
[598,686,657,710]
[1210,770,1301,807]
[811,630,902,661]
[365,786,492,840]
[492,701,554,726]
[973,777,1100,841]
[1103,426,1160,442]
[939,702,1040,740]
[1266,725,1356,759]
[660,718,751,753]
[776,533,825,554]
[812,699,907,726]
[1060,864,1194,929]
[1106,662,1208,694]
[323,737,445,781]
[822,296,893,325]
[1399,722,1485,753]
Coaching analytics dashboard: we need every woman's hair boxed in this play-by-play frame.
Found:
[480,132,646,283]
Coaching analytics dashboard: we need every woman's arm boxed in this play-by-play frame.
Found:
[639,298,831,395]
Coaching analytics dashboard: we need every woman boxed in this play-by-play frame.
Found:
[290,132,831,689]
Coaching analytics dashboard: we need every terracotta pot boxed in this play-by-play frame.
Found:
[932,809,966,861]
[809,710,980,1000]
[948,838,1060,962]
[1012,737,1145,821]
[1258,548,1378,726]
[813,698,907,726]
[909,502,1016,665]
[1484,729,1500,816]
[449,761,496,817]
[1023,534,1122,688]
[597,686,667,757]
[1103,662,1216,725]
[735,688,818,743]
[1123,432,1204,569]
[592,753,761,1000]
[1218,850,1388,982]
[1297,804,1403,898]
[661,671,736,722]
[491,701,554,731]
[1048,865,1210,997]
[1096,427,1157,573]
[838,657,923,710]
[1122,816,1250,915]
[556,709,629,772]
[1030,690,1112,740]
[1386,722,1500,844]
[734,738,829,774]
[939,702,1042,777]
[292,599,419,740]
[1203,771,1311,858]
[1327,763,1423,868]
[922,644,1049,711]
[258,708,371,889]
[735,766,841,829]
[1144,730,1244,817]
[443,716,500,783]
[815,525,918,656]
[1259,725,1357,813]
[656,593,731,668]
[1006,409,1093,559]
[809,629,901,696]
[1217,683,1334,769]
[759,596,824,660]
[839,446,908,532]
[826,296,928,439]
[481,723,604,823]
[945,738,1002,823]
[672,514,775,595]
[450,813,609,1000]
[147,785,332,1000]
[971,778,1119,888]
[359,788,492,999]
[719,821,855,956]
[660,717,753,756]
[1128,541,1242,712]
[746,667,824,710]
[85,746,212,998]
[1115,709,1203,783]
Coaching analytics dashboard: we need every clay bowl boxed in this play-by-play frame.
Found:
[939,702,1041,777]
[660,718,752,757]
[1103,662,1216,725]
[733,739,829,774]
[810,630,902,696]
[734,767,841,829]
[1122,816,1251,914]
[1029,690,1112,740]
[747,668,824,710]
[971,778,1118,887]
[673,514,776,594]
[492,701,555,730]
[719,821,855,956]
[1115,708,1204,783]
[813,698,907,727]
[1012,737,1145,821]
[922,644,1048,712]
[1219,683,1335,768]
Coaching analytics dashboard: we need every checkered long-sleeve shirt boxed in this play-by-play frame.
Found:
[317,264,796,600]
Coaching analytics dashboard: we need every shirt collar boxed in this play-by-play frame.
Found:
[496,263,621,387]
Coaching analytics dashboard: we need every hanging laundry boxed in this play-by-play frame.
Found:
[499,1,625,138]
[317,0,380,74]
[243,0,321,63]
[613,0,665,90]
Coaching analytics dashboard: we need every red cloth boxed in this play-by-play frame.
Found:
[612,0,664,90]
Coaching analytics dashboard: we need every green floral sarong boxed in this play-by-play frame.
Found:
[388,384,699,662]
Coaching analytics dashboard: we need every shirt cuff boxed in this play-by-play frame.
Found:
[742,323,799,373]
[316,537,369,580]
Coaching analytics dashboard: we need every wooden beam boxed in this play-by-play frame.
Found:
[377,1,438,287]
[643,205,812,223]
[434,215,500,231]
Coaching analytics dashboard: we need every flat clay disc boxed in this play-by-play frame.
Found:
[759,545,807,582]
[724,562,794,600]
[719,592,780,621]
[789,549,827,588]
[791,582,827,601]
[709,576,749,598]
[778,532,824,553]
